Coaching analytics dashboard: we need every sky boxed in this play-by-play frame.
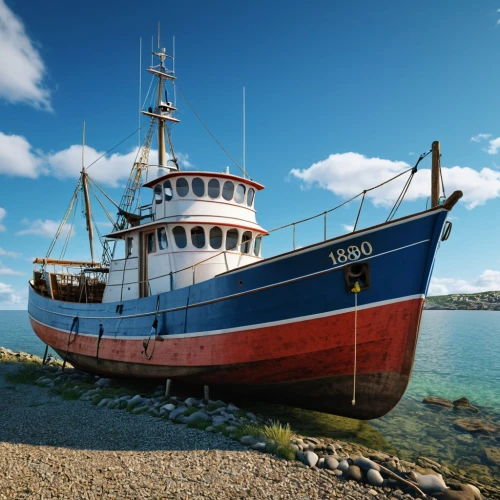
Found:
[1,0,500,309]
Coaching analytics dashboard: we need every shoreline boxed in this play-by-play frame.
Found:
[0,347,498,499]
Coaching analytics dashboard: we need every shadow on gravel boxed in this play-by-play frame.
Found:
[0,362,391,455]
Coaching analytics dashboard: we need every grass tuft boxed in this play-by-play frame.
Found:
[184,406,199,416]
[262,420,295,446]
[187,420,211,431]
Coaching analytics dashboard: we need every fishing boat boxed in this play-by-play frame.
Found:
[28,41,462,420]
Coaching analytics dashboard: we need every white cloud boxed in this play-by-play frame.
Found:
[290,152,500,209]
[0,247,20,258]
[487,137,500,155]
[0,262,24,275]
[16,219,75,238]
[470,133,491,142]
[0,0,51,110]
[429,270,500,296]
[342,224,354,232]
[0,207,6,231]
[0,282,24,309]
[0,282,14,294]
[0,132,45,177]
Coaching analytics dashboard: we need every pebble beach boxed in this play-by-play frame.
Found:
[0,348,498,499]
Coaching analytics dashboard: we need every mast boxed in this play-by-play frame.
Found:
[157,56,167,168]
[81,122,95,263]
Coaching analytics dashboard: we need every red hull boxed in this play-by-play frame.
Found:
[30,297,423,419]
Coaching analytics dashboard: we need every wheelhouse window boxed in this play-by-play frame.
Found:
[191,226,205,249]
[154,184,162,204]
[208,179,220,199]
[241,231,252,254]
[157,227,168,250]
[176,178,189,197]
[235,184,246,204]
[247,188,255,207]
[146,232,156,253]
[164,180,173,201]
[173,226,187,248]
[222,181,234,201]
[254,235,262,256]
[126,237,133,257]
[226,228,239,251]
[192,177,205,197]
[209,226,223,249]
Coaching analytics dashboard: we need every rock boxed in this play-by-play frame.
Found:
[184,397,198,407]
[301,451,318,467]
[106,400,117,409]
[161,403,176,412]
[423,396,454,408]
[414,473,448,495]
[97,398,112,407]
[324,456,339,470]
[212,415,227,427]
[304,437,320,445]
[127,395,145,409]
[483,446,500,466]
[434,490,474,500]
[240,435,258,446]
[368,489,378,497]
[354,456,381,472]
[186,411,210,424]
[130,405,149,415]
[333,469,343,477]
[225,425,237,433]
[95,378,113,388]
[366,469,384,486]
[346,465,362,481]
[169,407,188,421]
[317,458,324,468]
[205,426,214,432]
[226,403,239,412]
[454,418,500,435]
[251,442,266,452]
[461,484,482,500]
[246,412,257,421]
[338,460,350,473]
[453,398,479,413]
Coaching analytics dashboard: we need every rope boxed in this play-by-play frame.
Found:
[59,190,80,260]
[87,182,116,226]
[439,155,446,199]
[87,176,120,210]
[62,316,79,371]
[174,83,252,180]
[143,295,162,360]
[85,127,142,171]
[353,191,366,232]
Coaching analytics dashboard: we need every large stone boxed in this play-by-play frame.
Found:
[184,397,198,407]
[240,435,258,446]
[127,395,145,409]
[301,451,318,467]
[461,484,482,500]
[324,456,339,470]
[354,456,380,472]
[423,396,453,408]
[452,398,479,413]
[366,469,384,486]
[97,398,112,407]
[434,489,475,500]
[415,473,448,494]
[227,403,239,412]
[161,403,176,412]
[169,406,188,421]
[95,377,113,388]
[212,415,227,427]
[454,418,500,435]
[346,465,363,481]
[251,442,266,452]
[484,446,500,466]
[186,411,210,424]
[337,460,350,473]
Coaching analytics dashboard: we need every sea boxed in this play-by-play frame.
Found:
[1,310,499,480]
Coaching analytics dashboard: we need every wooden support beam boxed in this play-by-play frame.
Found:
[431,141,440,208]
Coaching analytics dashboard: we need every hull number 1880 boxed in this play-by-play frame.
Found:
[328,241,373,265]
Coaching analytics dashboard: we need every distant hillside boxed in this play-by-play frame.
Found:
[424,291,500,310]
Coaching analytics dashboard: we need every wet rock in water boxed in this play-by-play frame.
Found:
[346,465,362,481]
[454,418,500,435]
[302,451,318,468]
[483,446,500,466]
[452,398,479,413]
[423,396,454,408]
[324,456,339,470]
[354,456,380,472]
[366,469,384,486]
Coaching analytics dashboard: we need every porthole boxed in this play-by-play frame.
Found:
[208,179,220,199]
[164,180,173,201]
[192,177,205,197]
[154,184,162,204]
[235,184,246,204]
[191,226,205,249]
[226,228,239,251]
[222,181,234,201]
[247,188,255,207]
[157,227,168,250]
[241,231,252,254]
[173,226,187,248]
[210,226,223,249]
[176,178,189,197]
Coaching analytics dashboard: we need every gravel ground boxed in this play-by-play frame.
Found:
[0,364,388,499]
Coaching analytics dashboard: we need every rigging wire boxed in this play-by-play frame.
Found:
[86,176,120,210]
[173,83,252,180]
[87,182,116,226]
[59,190,80,261]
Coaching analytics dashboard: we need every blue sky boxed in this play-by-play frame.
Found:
[1,0,500,308]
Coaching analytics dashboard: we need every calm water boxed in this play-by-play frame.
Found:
[1,310,499,479]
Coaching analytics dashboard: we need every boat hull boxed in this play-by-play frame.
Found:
[28,207,448,419]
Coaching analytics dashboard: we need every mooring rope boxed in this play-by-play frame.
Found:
[351,281,361,405]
